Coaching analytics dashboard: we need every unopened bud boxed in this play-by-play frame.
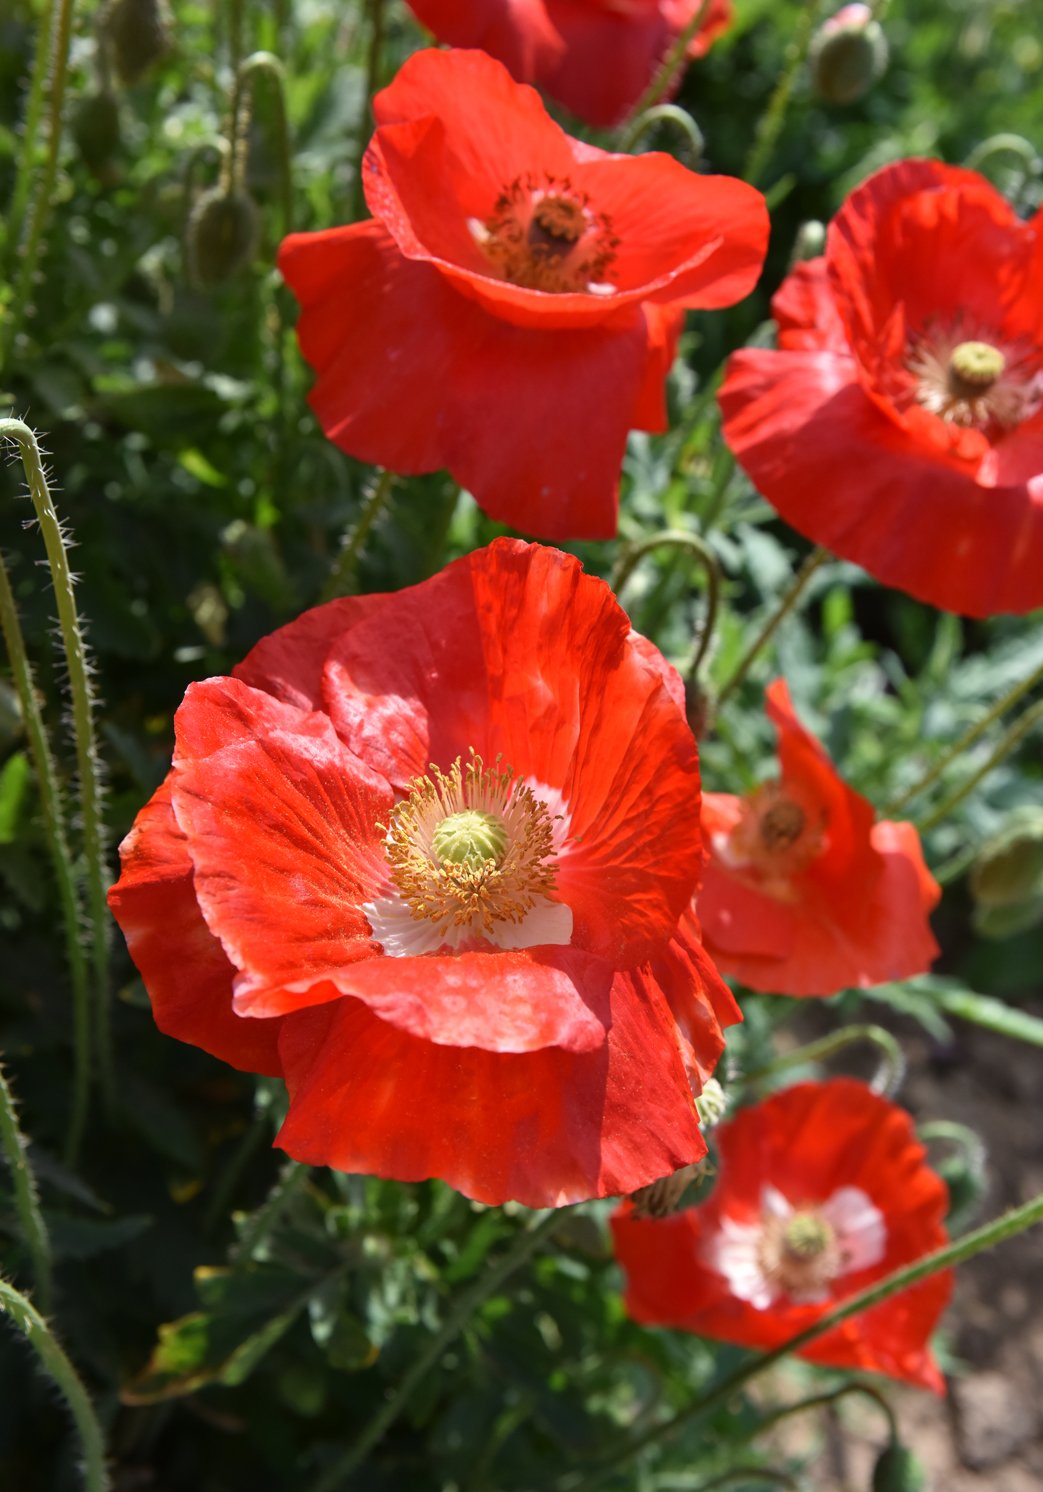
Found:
[72,91,122,184]
[630,1159,712,1219]
[791,220,827,264]
[186,187,259,287]
[695,1077,728,1129]
[872,1441,926,1492]
[970,806,1043,940]
[809,4,889,106]
[102,0,172,86]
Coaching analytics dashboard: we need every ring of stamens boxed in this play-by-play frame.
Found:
[384,752,558,935]
[759,1209,840,1299]
[906,323,1041,431]
[471,173,619,294]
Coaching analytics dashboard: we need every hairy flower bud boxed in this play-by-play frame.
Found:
[72,91,122,185]
[873,1442,926,1492]
[101,0,172,86]
[809,4,889,106]
[186,187,260,287]
[970,806,1043,939]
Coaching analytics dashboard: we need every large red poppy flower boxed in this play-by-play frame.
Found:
[718,158,1043,617]
[612,1079,953,1391]
[697,680,939,996]
[108,540,740,1207]
[403,1,734,128]
[278,47,767,542]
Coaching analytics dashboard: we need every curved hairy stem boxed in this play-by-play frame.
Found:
[612,530,722,685]
[741,1023,906,1099]
[0,420,111,1107]
[0,1060,54,1314]
[0,548,90,1159]
[0,1277,110,1490]
[619,0,712,130]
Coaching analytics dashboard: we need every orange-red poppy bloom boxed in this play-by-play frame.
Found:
[279,47,767,541]
[108,540,739,1207]
[612,1079,953,1391]
[403,1,733,128]
[718,158,1043,617]
[698,680,939,996]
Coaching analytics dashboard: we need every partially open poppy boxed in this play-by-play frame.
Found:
[109,540,739,1207]
[697,680,939,996]
[612,1079,953,1391]
[719,158,1043,617]
[279,47,767,541]
[403,1,734,128]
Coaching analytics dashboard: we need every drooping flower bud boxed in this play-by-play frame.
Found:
[185,186,259,287]
[872,1441,927,1492]
[970,806,1043,939]
[101,0,172,86]
[809,4,889,106]
[72,91,122,185]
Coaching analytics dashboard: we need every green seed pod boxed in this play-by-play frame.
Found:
[872,1441,926,1492]
[809,4,889,106]
[970,806,1043,909]
[186,187,260,287]
[102,0,172,87]
[72,91,122,184]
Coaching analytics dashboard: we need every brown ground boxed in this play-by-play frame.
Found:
[763,1001,1043,1490]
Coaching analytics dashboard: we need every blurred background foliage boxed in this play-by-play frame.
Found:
[1,0,1042,1488]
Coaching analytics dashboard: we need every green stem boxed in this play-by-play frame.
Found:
[319,468,394,603]
[716,547,828,707]
[884,654,1043,817]
[740,1023,905,1099]
[743,0,822,186]
[619,104,703,162]
[558,1191,1043,1492]
[916,697,1043,835]
[0,1277,110,1490]
[918,1120,987,1188]
[309,1210,566,1492]
[351,0,386,219]
[2,0,57,274]
[618,0,712,132]
[612,530,722,684]
[0,421,112,1109]
[232,1159,311,1262]
[0,1060,54,1315]
[0,0,76,374]
[752,1381,896,1444]
[0,550,90,1162]
[685,1471,799,1492]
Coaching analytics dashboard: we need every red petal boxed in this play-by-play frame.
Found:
[279,221,651,539]
[322,540,704,965]
[275,966,705,1207]
[107,781,283,1075]
[718,346,1043,616]
[234,595,372,712]
[772,257,848,351]
[403,1,565,81]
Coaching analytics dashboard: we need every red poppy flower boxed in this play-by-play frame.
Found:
[278,47,767,542]
[403,1,734,128]
[697,680,939,996]
[611,1079,953,1391]
[109,540,740,1207]
[718,158,1043,617]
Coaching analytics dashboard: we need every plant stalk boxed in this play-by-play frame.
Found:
[612,530,722,684]
[319,468,394,602]
[619,0,713,132]
[743,0,822,186]
[0,1061,54,1314]
[916,697,1043,834]
[740,1023,905,1098]
[716,547,828,707]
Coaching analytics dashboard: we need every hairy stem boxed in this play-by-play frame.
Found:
[309,1210,566,1491]
[351,0,386,218]
[320,468,394,603]
[619,0,712,131]
[741,1023,905,1098]
[917,697,1043,835]
[0,548,90,1160]
[612,530,722,684]
[0,1061,54,1314]
[0,421,111,1108]
[743,0,822,186]
[2,0,57,274]
[716,547,828,707]
[0,1277,110,1490]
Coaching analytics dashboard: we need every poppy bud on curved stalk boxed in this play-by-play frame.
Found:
[101,0,172,87]
[72,92,122,186]
[970,806,1043,938]
[809,4,888,106]
[186,186,260,286]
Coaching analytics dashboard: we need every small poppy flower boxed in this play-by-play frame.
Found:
[718,158,1043,617]
[278,47,767,542]
[611,1079,953,1391]
[697,680,939,996]
[108,540,740,1207]
[403,1,734,129]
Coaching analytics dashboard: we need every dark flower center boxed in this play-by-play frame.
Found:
[759,799,806,850]
[473,175,619,294]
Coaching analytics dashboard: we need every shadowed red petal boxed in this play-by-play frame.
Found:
[719,346,1043,616]
[772,256,848,352]
[279,221,653,539]
[275,963,705,1207]
[612,1080,952,1391]
[404,0,565,80]
[107,781,283,1076]
[321,540,704,965]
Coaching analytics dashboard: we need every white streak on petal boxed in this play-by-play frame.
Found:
[821,1186,887,1275]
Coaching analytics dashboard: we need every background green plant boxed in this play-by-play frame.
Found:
[1,1,1042,1488]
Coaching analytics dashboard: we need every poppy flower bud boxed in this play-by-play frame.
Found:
[809,4,888,106]
[72,91,122,185]
[695,1076,727,1129]
[101,0,172,86]
[791,219,827,264]
[872,1441,926,1492]
[970,806,1043,939]
[684,676,716,740]
[186,187,259,287]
